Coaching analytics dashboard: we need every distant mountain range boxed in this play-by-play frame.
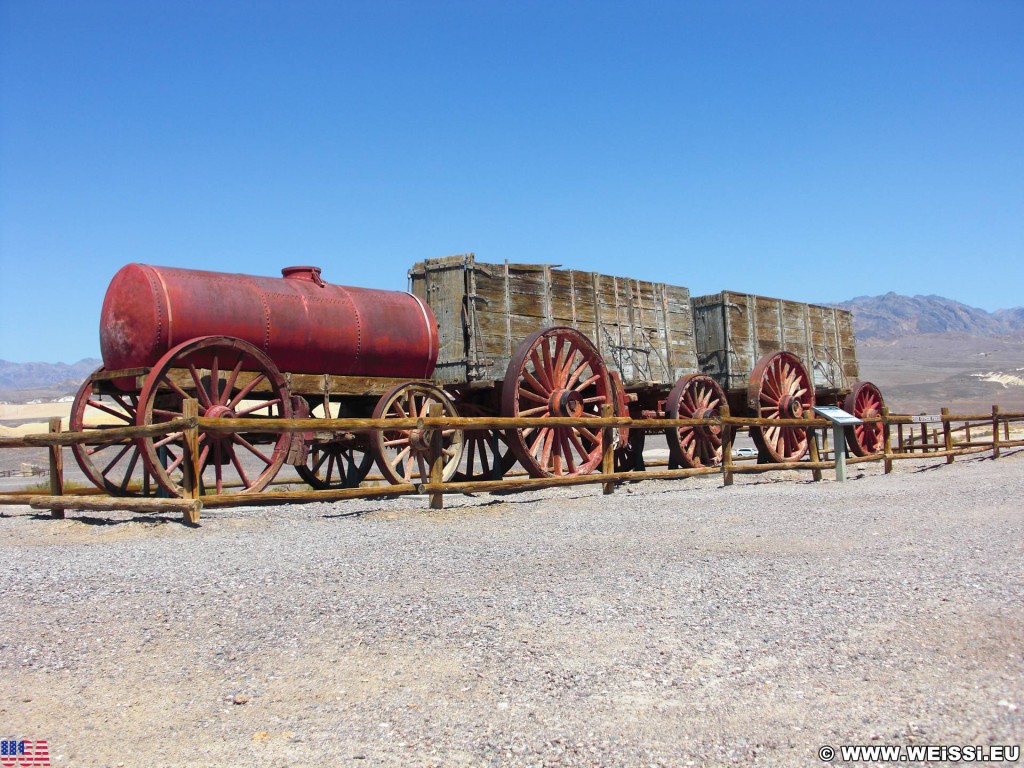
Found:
[0,358,100,402]
[0,292,1022,403]
[836,293,1024,340]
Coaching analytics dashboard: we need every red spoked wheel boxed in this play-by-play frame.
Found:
[844,381,885,456]
[501,327,612,478]
[451,402,517,482]
[665,374,727,468]
[296,398,375,489]
[371,382,464,485]
[747,351,815,463]
[137,336,292,496]
[70,367,157,496]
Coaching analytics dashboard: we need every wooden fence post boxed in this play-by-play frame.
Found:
[941,407,954,464]
[721,405,734,486]
[992,405,1001,459]
[882,406,893,475]
[181,399,201,524]
[805,411,822,482]
[600,404,615,495]
[48,417,64,519]
[428,402,444,510]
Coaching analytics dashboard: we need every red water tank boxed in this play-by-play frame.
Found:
[99,264,438,379]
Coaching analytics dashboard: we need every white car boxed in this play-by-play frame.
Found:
[732,447,757,458]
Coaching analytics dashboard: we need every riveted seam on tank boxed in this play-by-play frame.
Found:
[145,266,165,350]
[259,288,271,353]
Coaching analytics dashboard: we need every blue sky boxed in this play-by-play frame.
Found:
[1,0,1022,364]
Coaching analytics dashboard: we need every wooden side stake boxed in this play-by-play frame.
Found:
[941,407,954,464]
[601,404,615,495]
[721,404,734,486]
[428,402,444,510]
[992,405,1001,459]
[805,411,822,482]
[48,417,64,519]
[181,399,201,524]
[882,406,893,475]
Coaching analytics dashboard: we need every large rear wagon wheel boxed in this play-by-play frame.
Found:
[69,367,156,496]
[747,351,815,463]
[137,336,292,497]
[501,327,612,478]
[844,381,885,456]
[665,374,727,468]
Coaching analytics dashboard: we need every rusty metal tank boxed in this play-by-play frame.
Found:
[99,264,438,378]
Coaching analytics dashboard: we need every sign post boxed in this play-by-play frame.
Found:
[813,405,863,482]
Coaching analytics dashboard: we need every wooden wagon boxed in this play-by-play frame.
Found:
[411,253,884,477]
[70,256,883,500]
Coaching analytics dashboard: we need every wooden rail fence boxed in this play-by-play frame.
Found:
[1,402,1021,525]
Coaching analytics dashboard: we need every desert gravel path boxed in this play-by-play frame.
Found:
[2,451,1022,767]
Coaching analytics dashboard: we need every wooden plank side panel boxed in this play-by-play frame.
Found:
[752,296,784,360]
[836,309,860,382]
[692,293,728,389]
[423,257,471,386]
[416,256,703,388]
[805,305,838,388]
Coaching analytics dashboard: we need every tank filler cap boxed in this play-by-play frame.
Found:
[282,266,325,287]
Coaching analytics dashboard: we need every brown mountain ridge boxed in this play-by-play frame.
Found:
[836,293,1024,340]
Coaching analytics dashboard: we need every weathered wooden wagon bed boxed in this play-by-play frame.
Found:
[411,254,880,472]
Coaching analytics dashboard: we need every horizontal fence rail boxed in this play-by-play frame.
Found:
[0,402,1021,525]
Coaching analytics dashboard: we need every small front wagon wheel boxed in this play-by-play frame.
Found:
[370,382,464,485]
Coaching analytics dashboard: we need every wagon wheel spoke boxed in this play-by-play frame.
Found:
[186,363,214,409]
[233,433,274,467]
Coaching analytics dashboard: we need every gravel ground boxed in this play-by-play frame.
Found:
[1,451,1022,768]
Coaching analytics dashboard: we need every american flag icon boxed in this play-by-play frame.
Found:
[0,740,50,767]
